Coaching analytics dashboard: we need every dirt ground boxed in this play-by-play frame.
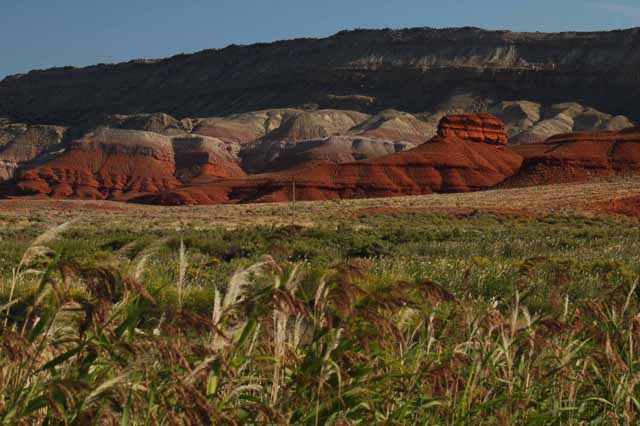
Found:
[1,177,639,231]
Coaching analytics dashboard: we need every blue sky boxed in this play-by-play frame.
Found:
[1,0,639,79]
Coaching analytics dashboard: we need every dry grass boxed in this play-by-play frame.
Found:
[1,177,639,232]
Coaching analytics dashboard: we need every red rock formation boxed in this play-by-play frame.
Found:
[505,127,640,186]
[17,128,180,199]
[134,114,522,205]
[22,113,640,206]
[15,128,244,200]
[438,113,508,145]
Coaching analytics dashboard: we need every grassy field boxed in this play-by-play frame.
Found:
[1,180,640,424]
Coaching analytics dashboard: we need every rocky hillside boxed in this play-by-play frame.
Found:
[2,27,640,126]
[134,113,523,205]
[506,127,640,187]
[15,128,244,200]
[6,110,640,205]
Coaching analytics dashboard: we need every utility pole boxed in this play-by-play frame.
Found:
[291,178,296,228]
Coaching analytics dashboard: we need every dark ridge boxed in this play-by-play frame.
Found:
[2,26,640,126]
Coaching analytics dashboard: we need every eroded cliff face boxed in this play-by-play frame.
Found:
[437,113,508,145]
[0,122,67,182]
[2,27,640,126]
[14,128,244,200]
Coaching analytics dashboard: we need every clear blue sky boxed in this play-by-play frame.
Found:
[2,0,639,79]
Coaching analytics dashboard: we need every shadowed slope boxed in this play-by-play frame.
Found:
[241,135,414,173]
[350,110,434,144]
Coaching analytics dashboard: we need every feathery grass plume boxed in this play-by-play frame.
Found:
[622,277,639,317]
[31,219,78,249]
[3,218,78,329]
[271,296,288,406]
[222,257,272,310]
[131,236,170,281]
[211,288,222,326]
[210,257,273,351]
[313,278,330,328]
[134,254,150,282]
[82,373,130,408]
[284,263,302,293]
[19,218,79,272]
[2,269,18,330]
[177,237,187,312]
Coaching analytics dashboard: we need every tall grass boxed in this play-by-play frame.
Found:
[1,216,640,424]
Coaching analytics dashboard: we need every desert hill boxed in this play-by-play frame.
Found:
[491,101,634,144]
[14,128,244,200]
[350,110,436,144]
[240,136,415,174]
[506,126,640,187]
[139,114,522,205]
[3,100,631,183]
[2,24,640,206]
[5,110,640,205]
